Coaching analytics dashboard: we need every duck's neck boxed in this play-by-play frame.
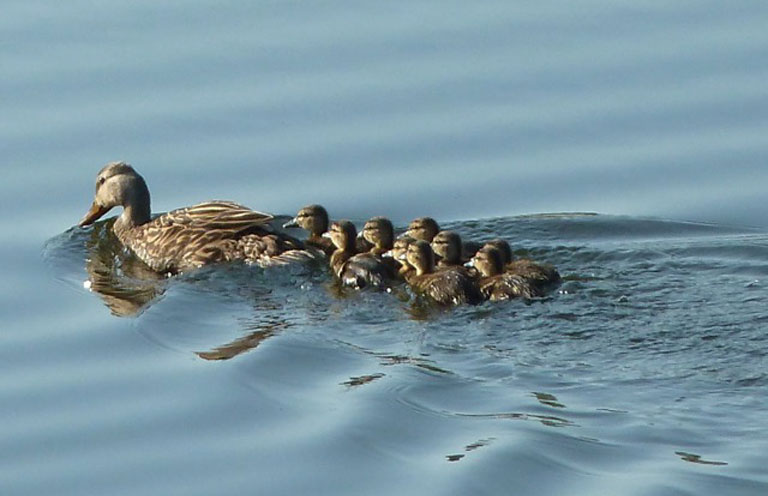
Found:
[115,176,151,232]
[371,244,389,256]
[330,249,352,276]
[483,263,502,277]
[308,232,326,244]
[415,263,432,277]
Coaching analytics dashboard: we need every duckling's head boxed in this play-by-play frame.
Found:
[283,204,329,235]
[80,161,151,227]
[405,240,436,276]
[384,235,414,262]
[431,230,463,265]
[470,246,504,277]
[483,239,512,265]
[405,217,440,242]
[324,220,357,252]
[361,216,394,251]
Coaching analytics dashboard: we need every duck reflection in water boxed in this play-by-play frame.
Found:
[82,219,167,317]
[195,300,294,361]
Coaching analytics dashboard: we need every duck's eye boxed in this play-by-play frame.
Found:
[98,177,106,186]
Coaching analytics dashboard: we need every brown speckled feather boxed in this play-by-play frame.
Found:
[507,259,560,284]
[406,269,482,306]
[114,201,299,273]
[478,273,542,300]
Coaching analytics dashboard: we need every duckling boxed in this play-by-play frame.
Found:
[78,161,307,273]
[482,238,561,286]
[383,235,416,278]
[405,217,441,242]
[402,240,482,306]
[360,216,395,256]
[359,216,400,275]
[431,230,477,277]
[283,204,371,255]
[469,246,542,300]
[324,220,394,289]
[283,204,335,256]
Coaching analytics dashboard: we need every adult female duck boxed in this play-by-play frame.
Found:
[78,161,307,273]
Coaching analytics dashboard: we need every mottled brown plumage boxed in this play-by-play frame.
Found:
[324,220,394,289]
[383,235,416,278]
[360,217,395,256]
[78,161,308,273]
[405,217,441,242]
[481,239,561,286]
[283,204,335,256]
[470,246,541,300]
[403,240,482,306]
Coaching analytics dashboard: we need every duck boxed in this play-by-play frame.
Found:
[78,161,309,273]
[468,246,543,300]
[360,216,395,256]
[406,217,480,259]
[430,230,479,275]
[282,204,335,256]
[482,238,561,286]
[430,230,480,283]
[283,204,372,255]
[401,240,482,306]
[323,220,394,289]
[359,216,400,275]
[382,235,416,278]
[404,217,441,242]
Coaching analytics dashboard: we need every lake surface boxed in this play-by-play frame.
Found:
[2,1,768,495]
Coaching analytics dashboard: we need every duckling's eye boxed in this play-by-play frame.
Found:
[98,177,106,186]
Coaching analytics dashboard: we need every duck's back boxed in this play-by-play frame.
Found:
[479,273,543,301]
[410,269,482,306]
[305,235,336,257]
[119,201,300,273]
[340,253,394,289]
[507,259,561,284]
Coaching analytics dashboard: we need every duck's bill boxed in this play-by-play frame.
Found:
[464,260,475,268]
[321,232,332,239]
[282,218,299,229]
[381,250,393,258]
[79,202,110,227]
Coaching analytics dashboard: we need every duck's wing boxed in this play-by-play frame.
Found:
[422,270,481,306]
[508,259,560,283]
[127,201,276,272]
[341,253,393,289]
[494,274,542,300]
[173,201,274,232]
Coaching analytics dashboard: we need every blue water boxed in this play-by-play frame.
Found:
[3,1,768,495]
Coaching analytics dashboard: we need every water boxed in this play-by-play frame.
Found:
[3,1,768,495]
